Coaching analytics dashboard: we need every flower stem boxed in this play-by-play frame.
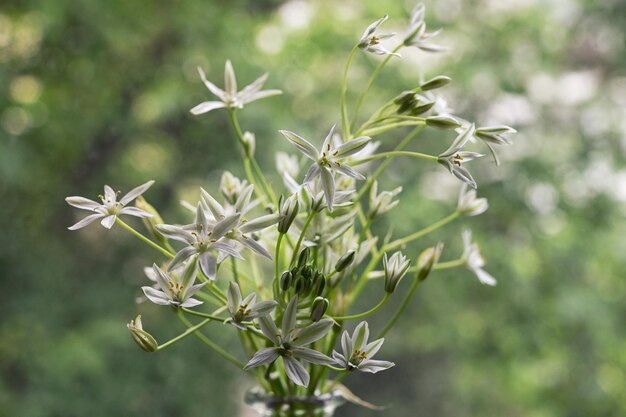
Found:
[351,150,437,167]
[333,293,391,321]
[115,218,174,258]
[181,307,227,322]
[351,44,403,131]
[386,211,460,251]
[355,126,423,201]
[157,318,212,351]
[341,46,359,141]
[176,312,244,368]
[290,210,316,267]
[377,268,423,339]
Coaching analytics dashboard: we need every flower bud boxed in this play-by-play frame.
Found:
[475,125,516,145]
[383,251,411,293]
[297,247,310,268]
[135,196,168,247]
[243,131,256,156]
[420,75,451,92]
[410,99,435,116]
[417,242,444,282]
[335,250,356,272]
[278,194,299,234]
[310,297,329,322]
[314,272,326,296]
[280,271,292,291]
[426,115,461,129]
[394,92,417,114]
[127,315,158,352]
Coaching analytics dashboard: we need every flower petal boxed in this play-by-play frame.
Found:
[119,207,152,218]
[168,247,197,272]
[319,167,335,212]
[279,130,319,161]
[359,359,395,373]
[282,296,298,340]
[142,287,171,306]
[65,196,101,211]
[235,235,272,259]
[197,67,227,101]
[258,316,280,344]
[119,180,155,206]
[199,252,217,280]
[294,319,333,346]
[282,356,310,387]
[334,136,371,158]
[67,213,105,230]
[100,215,117,229]
[292,347,335,366]
[224,60,237,97]
[190,101,227,115]
[244,347,280,370]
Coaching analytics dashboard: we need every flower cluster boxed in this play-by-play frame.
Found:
[66,2,513,408]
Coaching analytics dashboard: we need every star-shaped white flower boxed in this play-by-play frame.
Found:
[142,261,207,308]
[437,124,483,189]
[66,180,154,230]
[403,3,446,52]
[358,15,401,57]
[226,282,277,330]
[462,229,497,286]
[279,126,370,211]
[332,321,395,373]
[244,296,335,387]
[190,61,282,115]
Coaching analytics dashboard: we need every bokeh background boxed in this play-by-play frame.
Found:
[2,0,625,416]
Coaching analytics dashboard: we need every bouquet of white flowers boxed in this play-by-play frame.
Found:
[66,4,514,416]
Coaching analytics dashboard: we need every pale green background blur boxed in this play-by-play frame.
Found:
[1,0,625,416]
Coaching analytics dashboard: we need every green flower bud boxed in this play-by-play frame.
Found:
[280,271,292,291]
[314,272,326,296]
[417,242,444,282]
[335,250,356,272]
[297,247,310,268]
[425,115,461,129]
[127,315,158,352]
[420,75,451,91]
[278,194,299,234]
[410,100,435,116]
[394,92,417,114]
[294,276,305,294]
[243,131,256,157]
[310,297,329,322]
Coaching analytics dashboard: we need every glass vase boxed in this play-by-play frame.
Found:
[244,387,346,417]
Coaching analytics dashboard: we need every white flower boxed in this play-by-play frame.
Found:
[219,171,249,205]
[437,124,484,189]
[369,181,402,218]
[332,321,394,373]
[226,282,277,330]
[190,60,282,115]
[244,296,335,387]
[66,180,154,230]
[142,261,207,308]
[279,126,370,211]
[457,184,488,217]
[157,203,242,280]
[462,229,497,286]
[275,151,300,179]
[403,3,446,52]
[383,251,411,293]
[358,15,401,57]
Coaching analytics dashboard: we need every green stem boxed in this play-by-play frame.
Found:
[228,110,276,206]
[341,46,359,140]
[433,258,466,270]
[274,233,284,302]
[354,126,423,202]
[181,307,227,322]
[290,211,316,267]
[157,318,212,351]
[386,211,460,251]
[378,269,423,339]
[351,44,403,131]
[176,312,244,368]
[333,293,391,321]
[115,218,174,258]
[359,121,426,137]
[352,150,437,167]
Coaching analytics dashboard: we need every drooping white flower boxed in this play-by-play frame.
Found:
[437,124,484,189]
[332,321,395,373]
[462,229,497,286]
[142,261,207,308]
[279,126,369,211]
[66,180,154,230]
[403,3,446,52]
[226,282,277,330]
[457,184,488,217]
[190,61,282,115]
[244,296,335,387]
[358,15,401,57]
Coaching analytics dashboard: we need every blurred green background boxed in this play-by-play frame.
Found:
[2,0,625,416]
